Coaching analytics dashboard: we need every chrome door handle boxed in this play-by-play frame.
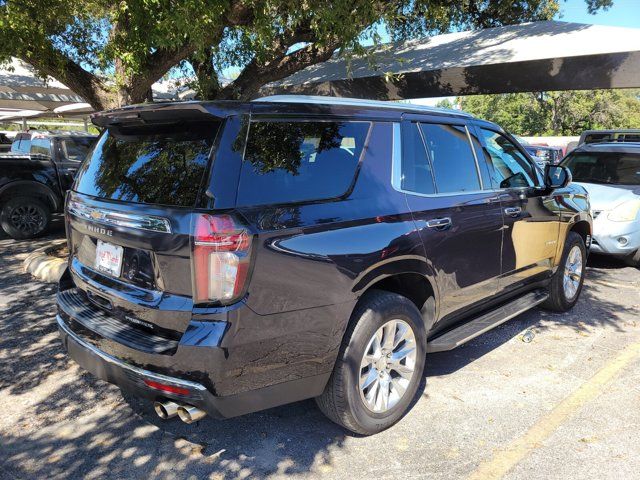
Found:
[504,207,522,217]
[426,217,452,229]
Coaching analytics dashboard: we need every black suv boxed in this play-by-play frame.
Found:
[56,96,591,435]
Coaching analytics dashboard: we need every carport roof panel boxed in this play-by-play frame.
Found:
[270,21,640,87]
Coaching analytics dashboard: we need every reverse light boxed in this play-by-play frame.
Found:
[607,200,640,222]
[192,214,252,304]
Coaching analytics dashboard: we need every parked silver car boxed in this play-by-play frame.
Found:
[561,142,640,266]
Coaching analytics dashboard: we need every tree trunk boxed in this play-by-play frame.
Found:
[189,51,221,100]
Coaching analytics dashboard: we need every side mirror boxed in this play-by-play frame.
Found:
[545,164,571,189]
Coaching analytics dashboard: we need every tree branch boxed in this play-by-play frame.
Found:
[21,45,112,110]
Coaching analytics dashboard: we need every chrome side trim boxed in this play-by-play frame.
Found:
[56,314,207,392]
[68,201,172,233]
[465,125,484,190]
[256,95,473,118]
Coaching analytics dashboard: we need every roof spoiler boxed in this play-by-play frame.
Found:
[91,102,223,128]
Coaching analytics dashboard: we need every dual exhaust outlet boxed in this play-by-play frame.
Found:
[154,400,206,424]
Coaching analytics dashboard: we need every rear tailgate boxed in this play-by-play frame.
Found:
[64,115,222,337]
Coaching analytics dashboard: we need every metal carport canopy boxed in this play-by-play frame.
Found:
[262,21,640,99]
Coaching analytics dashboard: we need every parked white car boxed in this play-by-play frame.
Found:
[561,142,640,266]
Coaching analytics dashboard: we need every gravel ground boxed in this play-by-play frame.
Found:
[1,222,639,480]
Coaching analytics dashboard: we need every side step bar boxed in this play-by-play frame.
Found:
[427,289,549,353]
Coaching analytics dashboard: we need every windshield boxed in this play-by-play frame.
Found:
[74,121,220,207]
[562,151,640,186]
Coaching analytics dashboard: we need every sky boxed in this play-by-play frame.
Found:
[558,0,640,28]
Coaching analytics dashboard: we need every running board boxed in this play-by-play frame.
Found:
[427,290,549,353]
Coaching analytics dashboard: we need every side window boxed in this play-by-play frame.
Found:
[468,128,494,190]
[400,123,435,195]
[59,138,93,163]
[419,123,480,193]
[478,129,536,189]
[30,137,51,157]
[236,120,370,206]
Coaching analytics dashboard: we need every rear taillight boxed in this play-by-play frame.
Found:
[192,214,252,304]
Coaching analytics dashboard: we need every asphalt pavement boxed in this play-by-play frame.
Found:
[1,223,639,480]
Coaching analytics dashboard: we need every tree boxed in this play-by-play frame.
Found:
[0,0,613,110]
[459,89,640,136]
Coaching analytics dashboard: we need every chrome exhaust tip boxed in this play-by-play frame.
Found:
[177,405,207,424]
[154,400,180,419]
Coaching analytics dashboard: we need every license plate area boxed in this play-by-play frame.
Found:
[95,239,124,278]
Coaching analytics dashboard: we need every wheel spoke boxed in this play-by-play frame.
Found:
[382,321,396,351]
[393,322,408,349]
[389,362,414,379]
[361,367,378,390]
[391,344,415,363]
[365,377,380,405]
[390,377,407,399]
[378,378,390,410]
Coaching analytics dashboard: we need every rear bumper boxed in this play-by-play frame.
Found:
[57,313,330,418]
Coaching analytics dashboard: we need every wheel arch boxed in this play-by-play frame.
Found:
[0,181,61,212]
[351,258,438,334]
[569,219,592,247]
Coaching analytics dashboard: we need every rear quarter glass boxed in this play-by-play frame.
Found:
[73,121,220,207]
[235,120,371,207]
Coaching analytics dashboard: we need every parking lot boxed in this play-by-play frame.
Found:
[1,223,639,480]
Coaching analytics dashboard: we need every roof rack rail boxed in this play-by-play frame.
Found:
[256,95,473,118]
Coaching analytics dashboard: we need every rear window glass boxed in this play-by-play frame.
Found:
[74,122,219,207]
[11,134,31,154]
[562,151,640,186]
[236,120,370,206]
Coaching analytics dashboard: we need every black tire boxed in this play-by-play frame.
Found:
[0,196,51,240]
[623,249,640,268]
[542,231,586,312]
[316,290,427,435]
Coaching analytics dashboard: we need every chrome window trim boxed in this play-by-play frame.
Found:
[391,122,403,191]
[465,126,484,190]
[68,200,172,234]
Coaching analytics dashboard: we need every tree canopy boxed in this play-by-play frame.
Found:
[458,89,640,136]
[0,0,612,110]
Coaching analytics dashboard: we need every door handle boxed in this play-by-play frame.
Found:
[504,207,522,217]
[426,217,452,229]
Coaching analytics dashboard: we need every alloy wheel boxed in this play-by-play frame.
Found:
[563,244,583,300]
[9,204,45,235]
[359,319,417,413]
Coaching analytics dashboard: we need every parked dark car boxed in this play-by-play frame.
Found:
[578,129,640,146]
[0,133,12,152]
[56,96,591,435]
[524,145,564,165]
[0,131,97,239]
[561,142,640,266]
